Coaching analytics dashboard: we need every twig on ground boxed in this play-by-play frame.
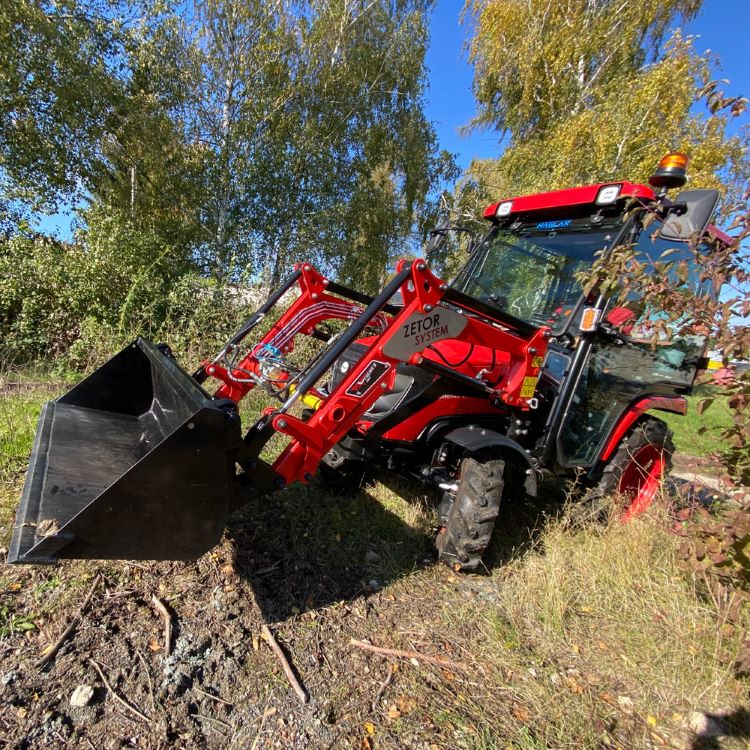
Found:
[150,594,172,656]
[250,697,276,750]
[88,658,151,724]
[371,663,395,711]
[261,625,309,704]
[195,686,234,707]
[350,639,470,671]
[254,560,282,576]
[193,714,231,732]
[136,649,156,713]
[36,574,102,668]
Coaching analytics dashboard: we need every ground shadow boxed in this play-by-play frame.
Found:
[225,474,435,622]
[226,470,570,622]
[689,707,750,750]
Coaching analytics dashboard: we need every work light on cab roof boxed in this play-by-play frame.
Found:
[485,152,690,221]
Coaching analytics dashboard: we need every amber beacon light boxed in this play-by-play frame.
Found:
[649,152,689,190]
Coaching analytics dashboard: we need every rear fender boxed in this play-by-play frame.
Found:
[599,395,687,464]
[443,426,537,496]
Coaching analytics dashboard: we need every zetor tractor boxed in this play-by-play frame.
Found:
[9,154,730,570]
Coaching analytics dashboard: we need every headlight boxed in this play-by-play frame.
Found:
[596,185,621,205]
[495,201,513,217]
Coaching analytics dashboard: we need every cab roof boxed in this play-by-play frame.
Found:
[483,181,656,220]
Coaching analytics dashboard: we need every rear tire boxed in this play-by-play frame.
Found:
[436,456,505,571]
[580,417,674,523]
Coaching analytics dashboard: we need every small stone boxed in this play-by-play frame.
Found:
[70,685,94,708]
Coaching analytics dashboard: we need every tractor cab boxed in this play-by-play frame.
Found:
[459,164,723,474]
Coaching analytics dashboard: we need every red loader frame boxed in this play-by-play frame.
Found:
[195,258,549,489]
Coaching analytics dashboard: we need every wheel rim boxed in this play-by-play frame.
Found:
[618,444,664,522]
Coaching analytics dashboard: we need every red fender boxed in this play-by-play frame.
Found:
[599,396,687,463]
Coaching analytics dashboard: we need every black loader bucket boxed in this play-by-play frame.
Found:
[8,338,242,564]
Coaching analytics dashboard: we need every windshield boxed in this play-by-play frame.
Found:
[452,220,620,329]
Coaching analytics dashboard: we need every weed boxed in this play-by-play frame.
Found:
[0,604,36,637]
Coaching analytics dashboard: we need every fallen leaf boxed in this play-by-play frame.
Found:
[387,705,401,719]
[16,708,27,719]
[597,641,608,651]
[148,637,161,652]
[221,564,235,576]
[571,644,580,654]
[409,658,419,667]
[7,582,22,591]
[396,695,418,715]
[363,721,375,735]
[646,715,657,728]
[361,738,373,750]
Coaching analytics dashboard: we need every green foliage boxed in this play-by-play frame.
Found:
[468,35,747,206]
[465,0,701,139]
[0,0,129,207]
[1,0,456,357]
[0,605,36,637]
[464,0,748,209]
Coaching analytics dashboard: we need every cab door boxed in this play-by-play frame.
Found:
[557,227,712,468]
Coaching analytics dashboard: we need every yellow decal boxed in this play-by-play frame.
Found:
[520,376,538,398]
[531,356,544,368]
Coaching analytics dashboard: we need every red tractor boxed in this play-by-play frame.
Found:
[8,154,730,570]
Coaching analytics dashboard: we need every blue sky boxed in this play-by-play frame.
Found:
[425,0,750,171]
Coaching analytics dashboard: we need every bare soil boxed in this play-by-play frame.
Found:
[1,476,540,750]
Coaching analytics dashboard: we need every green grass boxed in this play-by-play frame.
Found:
[0,377,61,539]
[655,393,733,459]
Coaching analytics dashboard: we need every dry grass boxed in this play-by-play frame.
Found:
[427,502,749,749]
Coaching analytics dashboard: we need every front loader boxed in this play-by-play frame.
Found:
[8,153,730,570]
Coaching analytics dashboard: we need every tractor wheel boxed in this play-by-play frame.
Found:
[436,456,505,571]
[581,417,674,523]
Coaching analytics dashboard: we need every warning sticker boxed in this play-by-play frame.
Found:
[531,356,544,368]
[345,360,390,398]
[382,306,467,361]
[520,376,538,398]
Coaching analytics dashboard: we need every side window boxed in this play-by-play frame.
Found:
[607,225,709,383]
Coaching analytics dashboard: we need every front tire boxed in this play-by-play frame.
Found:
[436,456,505,571]
[583,417,674,522]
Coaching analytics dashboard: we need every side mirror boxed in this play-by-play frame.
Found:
[660,189,720,242]
[424,222,449,258]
